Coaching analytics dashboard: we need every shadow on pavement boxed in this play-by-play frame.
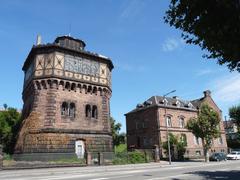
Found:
[173,170,240,180]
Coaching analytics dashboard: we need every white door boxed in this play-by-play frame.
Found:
[75,140,85,159]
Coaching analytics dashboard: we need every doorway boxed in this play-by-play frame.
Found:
[75,140,85,159]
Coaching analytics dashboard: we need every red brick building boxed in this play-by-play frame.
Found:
[14,36,114,161]
[125,90,228,158]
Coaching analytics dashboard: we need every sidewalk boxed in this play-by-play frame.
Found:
[2,159,206,171]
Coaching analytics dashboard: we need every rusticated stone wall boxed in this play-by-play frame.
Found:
[15,78,113,158]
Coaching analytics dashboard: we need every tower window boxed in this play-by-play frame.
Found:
[85,104,91,118]
[69,103,76,118]
[92,105,98,119]
[61,102,68,116]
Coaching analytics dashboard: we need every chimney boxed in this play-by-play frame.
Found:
[173,96,179,100]
[36,35,42,45]
[203,90,211,97]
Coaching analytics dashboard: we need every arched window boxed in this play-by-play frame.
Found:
[165,116,172,127]
[61,102,68,116]
[92,105,98,119]
[69,103,75,118]
[179,117,185,128]
[85,104,91,118]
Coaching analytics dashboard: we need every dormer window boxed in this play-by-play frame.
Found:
[144,101,152,106]
[163,98,168,105]
[188,102,193,108]
[176,100,181,107]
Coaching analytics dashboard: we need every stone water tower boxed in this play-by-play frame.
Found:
[14,35,114,161]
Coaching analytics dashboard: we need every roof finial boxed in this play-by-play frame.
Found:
[36,34,42,45]
[68,24,71,37]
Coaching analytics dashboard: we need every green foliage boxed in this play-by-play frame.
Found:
[187,104,220,161]
[113,150,147,165]
[229,104,240,126]
[110,117,125,147]
[0,106,22,154]
[128,151,146,164]
[3,153,12,160]
[165,0,240,72]
[162,133,187,160]
[115,144,127,153]
[227,139,240,149]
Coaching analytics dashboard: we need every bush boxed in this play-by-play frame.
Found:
[113,150,147,165]
[3,153,12,160]
[128,151,146,164]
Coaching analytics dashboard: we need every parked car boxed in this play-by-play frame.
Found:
[227,151,240,160]
[209,152,227,161]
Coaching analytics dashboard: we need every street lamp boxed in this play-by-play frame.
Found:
[163,90,176,165]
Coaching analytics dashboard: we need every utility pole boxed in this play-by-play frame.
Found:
[163,90,176,165]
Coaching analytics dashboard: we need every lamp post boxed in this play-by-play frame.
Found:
[163,90,176,165]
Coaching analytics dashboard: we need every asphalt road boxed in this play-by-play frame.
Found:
[1,160,240,180]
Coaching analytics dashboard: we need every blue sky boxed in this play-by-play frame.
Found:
[0,0,240,132]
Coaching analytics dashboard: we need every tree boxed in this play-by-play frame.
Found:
[229,104,240,127]
[3,104,8,110]
[187,104,220,162]
[162,133,187,160]
[0,106,21,154]
[165,0,240,72]
[110,117,125,147]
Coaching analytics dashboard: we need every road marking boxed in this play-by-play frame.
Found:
[88,178,109,180]
[110,175,134,179]
[146,174,190,180]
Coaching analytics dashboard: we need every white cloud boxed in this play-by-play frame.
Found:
[161,38,184,52]
[211,74,240,103]
[120,0,145,19]
[196,69,214,76]
[115,62,147,73]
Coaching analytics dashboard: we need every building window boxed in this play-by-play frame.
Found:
[69,103,75,118]
[194,136,200,145]
[166,116,172,127]
[85,104,91,118]
[61,102,68,116]
[218,136,223,144]
[179,117,184,128]
[195,150,201,156]
[92,105,98,119]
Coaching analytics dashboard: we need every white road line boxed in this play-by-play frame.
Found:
[146,174,190,180]
[110,175,134,179]
[88,178,109,180]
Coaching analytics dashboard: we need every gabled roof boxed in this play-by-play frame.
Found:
[125,95,197,115]
[125,90,221,115]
